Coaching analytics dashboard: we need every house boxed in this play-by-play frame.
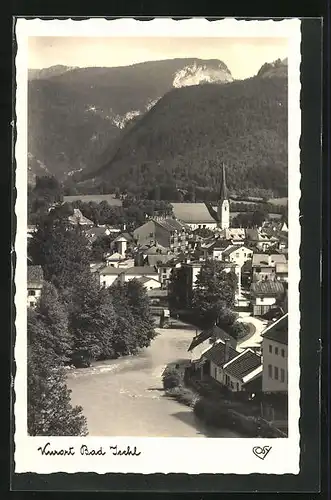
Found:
[111,232,133,257]
[135,276,162,290]
[67,208,94,226]
[222,245,253,268]
[27,265,44,308]
[171,164,230,230]
[252,253,287,282]
[147,288,170,314]
[250,280,285,316]
[98,266,124,287]
[84,226,112,244]
[201,238,229,260]
[123,266,159,283]
[188,325,237,362]
[262,313,288,393]
[198,339,262,393]
[98,265,159,288]
[136,244,175,268]
[133,218,191,253]
[104,252,124,267]
[275,262,288,283]
[222,349,262,392]
[198,338,239,379]
[246,229,273,251]
[218,228,246,245]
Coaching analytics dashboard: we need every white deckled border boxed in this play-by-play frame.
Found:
[14,17,301,475]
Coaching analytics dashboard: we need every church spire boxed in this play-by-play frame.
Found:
[219,163,228,202]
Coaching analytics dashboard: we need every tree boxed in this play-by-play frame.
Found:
[108,283,139,356]
[192,260,237,326]
[27,312,87,436]
[125,279,157,348]
[33,282,73,363]
[66,272,117,364]
[29,218,91,291]
[162,366,181,389]
[252,209,268,228]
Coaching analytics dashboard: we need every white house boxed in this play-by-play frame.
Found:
[98,267,124,287]
[262,313,288,393]
[222,245,253,268]
[135,276,162,290]
[250,280,285,316]
[27,265,44,308]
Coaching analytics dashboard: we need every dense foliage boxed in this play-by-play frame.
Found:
[27,308,88,436]
[29,214,157,367]
[93,76,287,198]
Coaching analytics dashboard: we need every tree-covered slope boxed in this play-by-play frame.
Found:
[28,58,232,181]
[90,75,288,198]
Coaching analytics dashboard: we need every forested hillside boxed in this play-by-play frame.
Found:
[28,58,232,181]
[89,75,288,198]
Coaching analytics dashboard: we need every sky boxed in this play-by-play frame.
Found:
[28,37,288,80]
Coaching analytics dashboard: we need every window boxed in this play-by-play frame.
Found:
[29,302,34,308]
[260,297,264,302]
[235,253,239,258]
[280,369,285,383]
[28,290,36,296]
[102,281,106,287]
[274,366,279,380]
[225,374,230,386]
[236,383,240,391]
[269,344,272,353]
[281,349,285,357]
[268,364,272,378]
[275,347,279,355]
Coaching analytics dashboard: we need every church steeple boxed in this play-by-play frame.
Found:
[219,162,228,202]
[217,163,230,229]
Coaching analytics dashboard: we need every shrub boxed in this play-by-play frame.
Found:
[230,321,250,340]
[162,366,182,389]
[193,397,234,428]
[165,386,198,407]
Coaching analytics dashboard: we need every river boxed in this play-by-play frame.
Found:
[67,324,242,437]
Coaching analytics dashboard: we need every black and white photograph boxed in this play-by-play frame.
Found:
[14,18,301,475]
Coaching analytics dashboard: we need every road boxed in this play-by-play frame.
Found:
[67,324,242,437]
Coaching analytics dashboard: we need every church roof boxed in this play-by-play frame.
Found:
[172,203,218,224]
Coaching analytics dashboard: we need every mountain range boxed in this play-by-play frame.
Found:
[28,58,232,182]
[28,57,288,197]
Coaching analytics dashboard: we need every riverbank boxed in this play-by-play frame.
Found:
[67,326,243,437]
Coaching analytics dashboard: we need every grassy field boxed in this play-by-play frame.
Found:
[63,194,122,206]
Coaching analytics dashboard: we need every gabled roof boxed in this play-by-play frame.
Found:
[113,232,133,243]
[188,325,237,352]
[222,244,251,256]
[106,252,123,261]
[154,218,191,232]
[99,266,123,275]
[201,339,238,367]
[250,280,284,297]
[135,276,160,285]
[223,348,262,381]
[262,313,288,345]
[124,266,157,276]
[27,265,44,284]
[252,253,287,266]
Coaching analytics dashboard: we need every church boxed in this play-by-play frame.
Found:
[172,163,230,231]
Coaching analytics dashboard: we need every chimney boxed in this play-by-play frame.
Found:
[224,337,230,363]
